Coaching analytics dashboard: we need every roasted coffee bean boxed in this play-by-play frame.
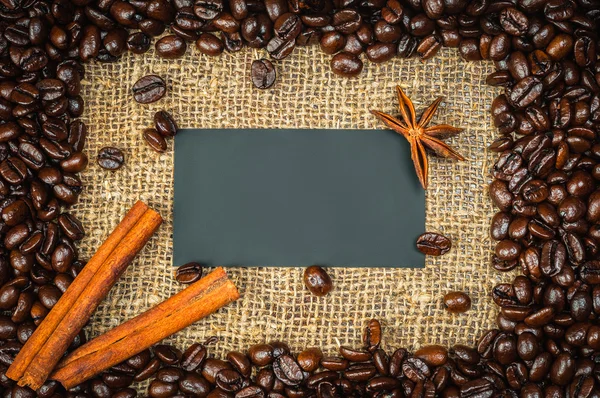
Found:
[320,31,345,55]
[330,52,362,77]
[319,356,348,371]
[97,147,125,170]
[297,347,322,372]
[196,33,224,56]
[175,262,203,284]
[202,358,232,384]
[58,213,85,241]
[416,232,451,256]
[248,343,274,366]
[154,344,182,365]
[154,110,178,137]
[181,342,207,371]
[132,74,166,104]
[509,76,543,108]
[499,8,529,36]
[363,318,381,351]
[143,128,168,153]
[155,35,187,58]
[273,354,303,386]
[266,37,295,60]
[414,345,448,367]
[443,291,471,313]
[179,372,211,395]
[251,59,276,89]
[303,265,332,296]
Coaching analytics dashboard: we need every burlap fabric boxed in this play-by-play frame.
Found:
[73,46,513,357]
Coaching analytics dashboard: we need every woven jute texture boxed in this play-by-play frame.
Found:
[73,45,512,357]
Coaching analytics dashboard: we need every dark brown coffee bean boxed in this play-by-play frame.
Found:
[443,291,471,313]
[416,232,451,256]
[303,265,332,296]
[181,342,207,371]
[297,347,322,372]
[414,345,448,367]
[58,213,85,241]
[417,34,442,60]
[248,343,274,366]
[175,262,203,284]
[154,344,182,365]
[179,372,211,396]
[155,35,187,58]
[196,33,224,56]
[226,351,251,377]
[143,128,168,153]
[499,7,529,36]
[330,52,362,77]
[154,110,178,137]
[509,76,543,109]
[132,75,166,104]
[546,34,574,60]
[97,147,125,170]
[363,318,381,351]
[251,59,276,89]
[274,13,301,41]
[202,358,232,384]
[273,354,303,386]
[266,37,295,60]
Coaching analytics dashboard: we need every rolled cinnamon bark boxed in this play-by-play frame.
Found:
[51,267,240,390]
[15,205,163,390]
[6,200,149,383]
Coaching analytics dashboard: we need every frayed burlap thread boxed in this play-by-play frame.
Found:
[73,46,513,360]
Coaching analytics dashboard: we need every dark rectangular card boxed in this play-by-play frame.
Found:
[174,129,425,267]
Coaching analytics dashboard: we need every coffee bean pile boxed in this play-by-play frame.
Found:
[0,0,599,396]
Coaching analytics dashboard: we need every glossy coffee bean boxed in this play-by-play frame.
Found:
[97,147,125,170]
[175,262,203,284]
[132,75,167,104]
[155,35,187,58]
[416,232,451,256]
[154,111,178,137]
[143,128,168,153]
[443,291,471,313]
[330,52,362,77]
[303,265,332,296]
[251,59,276,89]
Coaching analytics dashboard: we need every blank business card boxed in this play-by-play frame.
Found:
[174,129,425,267]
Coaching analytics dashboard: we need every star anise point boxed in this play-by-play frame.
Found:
[372,86,465,189]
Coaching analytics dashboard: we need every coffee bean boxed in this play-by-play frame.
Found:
[363,318,381,351]
[297,347,322,372]
[132,75,166,104]
[196,33,224,56]
[303,265,332,296]
[330,52,362,77]
[97,147,125,170]
[202,358,232,384]
[443,291,471,313]
[143,128,168,153]
[273,354,303,386]
[175,262,203,284]
[154,344,182,365]
[248,343,274,366]
[251,59,276,89]
[416,232,451,256]
[154,111,178,137]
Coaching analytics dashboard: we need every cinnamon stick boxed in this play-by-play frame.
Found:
[15,205,163,390]
[51,267,240,389]
[6,200,149,383]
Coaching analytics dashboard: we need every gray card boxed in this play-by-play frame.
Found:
[174,129,425,267]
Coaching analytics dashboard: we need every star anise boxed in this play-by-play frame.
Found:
[371,86,465,189]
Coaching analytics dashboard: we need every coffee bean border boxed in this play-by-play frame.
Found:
[0,0,599,396]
